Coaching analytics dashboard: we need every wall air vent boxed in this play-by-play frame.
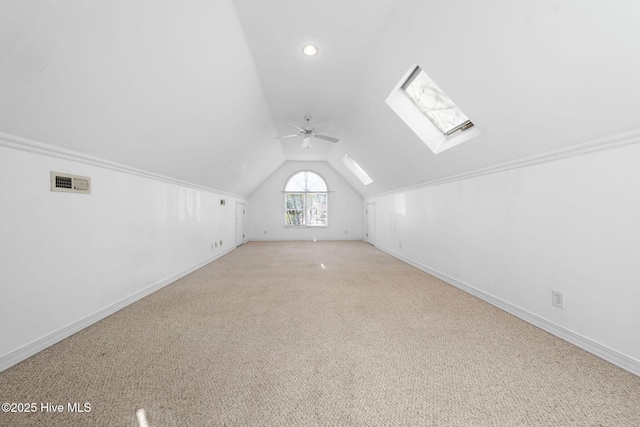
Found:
[50,171,91,194]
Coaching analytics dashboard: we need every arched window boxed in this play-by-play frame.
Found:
[284,171,328,226]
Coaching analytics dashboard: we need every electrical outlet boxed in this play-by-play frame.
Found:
[552,290,564,309]
[215,242,218,248]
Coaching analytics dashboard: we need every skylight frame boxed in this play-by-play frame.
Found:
[342,155,373,186]
[401,66,474,136]
[386,64,481,154]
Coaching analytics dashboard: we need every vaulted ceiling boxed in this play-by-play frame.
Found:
[1,1,639,197]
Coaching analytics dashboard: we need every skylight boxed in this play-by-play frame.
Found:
[342,155,373,185]
[385,64,480,154]
[402,67,473,135]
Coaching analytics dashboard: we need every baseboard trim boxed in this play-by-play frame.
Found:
[248,237,363,242]
[375,244,640,378]
[0,248,234,373]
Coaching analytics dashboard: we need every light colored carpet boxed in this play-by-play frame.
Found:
[1,240,639,426]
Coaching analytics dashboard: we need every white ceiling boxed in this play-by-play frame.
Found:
[1,1,640,197]
[233,0,398,163]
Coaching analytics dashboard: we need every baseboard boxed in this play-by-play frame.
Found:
[0,248,234,373]
[375,244,640,378]
[248,237,363,242]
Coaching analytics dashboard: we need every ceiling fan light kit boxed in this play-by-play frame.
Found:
[279,115,339,149]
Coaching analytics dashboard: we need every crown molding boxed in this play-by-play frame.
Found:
[366,129,640,200]
[0,131,246,199]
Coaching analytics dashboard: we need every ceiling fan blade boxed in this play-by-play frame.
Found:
[279,134,300,138]
[314,134,339,143]
[286,123,305,133]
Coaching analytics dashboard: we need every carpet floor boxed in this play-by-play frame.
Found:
[1,241,639,426]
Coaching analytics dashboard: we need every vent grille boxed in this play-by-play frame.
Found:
[55,176,73,189]
[50,172,91,194]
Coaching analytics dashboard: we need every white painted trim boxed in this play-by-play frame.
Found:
[0,247,235,373]
[248,237,363,242]
[375,244,640,378]
[0,131,246,200]
[366,129,640,200]
[235,201,247,247]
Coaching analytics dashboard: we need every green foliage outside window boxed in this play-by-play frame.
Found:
[284,172,328,227]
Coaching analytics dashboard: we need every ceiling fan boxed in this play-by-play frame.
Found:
[279,115,339,149]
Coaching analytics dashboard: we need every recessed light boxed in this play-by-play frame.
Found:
[302,44,318,56]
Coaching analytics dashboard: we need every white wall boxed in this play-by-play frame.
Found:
[247,161,363,241]
[335,1,640,198]
[0,0,285,197]
[0,141,245,371]
[366,142,640,375]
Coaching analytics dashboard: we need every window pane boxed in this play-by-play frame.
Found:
[285,194,305,225]
[285,171,327,192]
[305,172,327,191]
[306,193,327,226]
[285,193,303,209]
[403,67,471,135]
[285,210,305,225]
[343,154,373,185]
[284,171,328,227]
[285,172,307,192]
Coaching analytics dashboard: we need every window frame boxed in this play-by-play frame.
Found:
[342,154,373,185]
[283,171,328,228]
[401,66,474,136]
[386,64,481,154]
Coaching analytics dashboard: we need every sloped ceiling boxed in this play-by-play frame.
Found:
[233,0,398,164]
[325,1,640,197]
[2,1,640,197]
[0,0,284,196]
